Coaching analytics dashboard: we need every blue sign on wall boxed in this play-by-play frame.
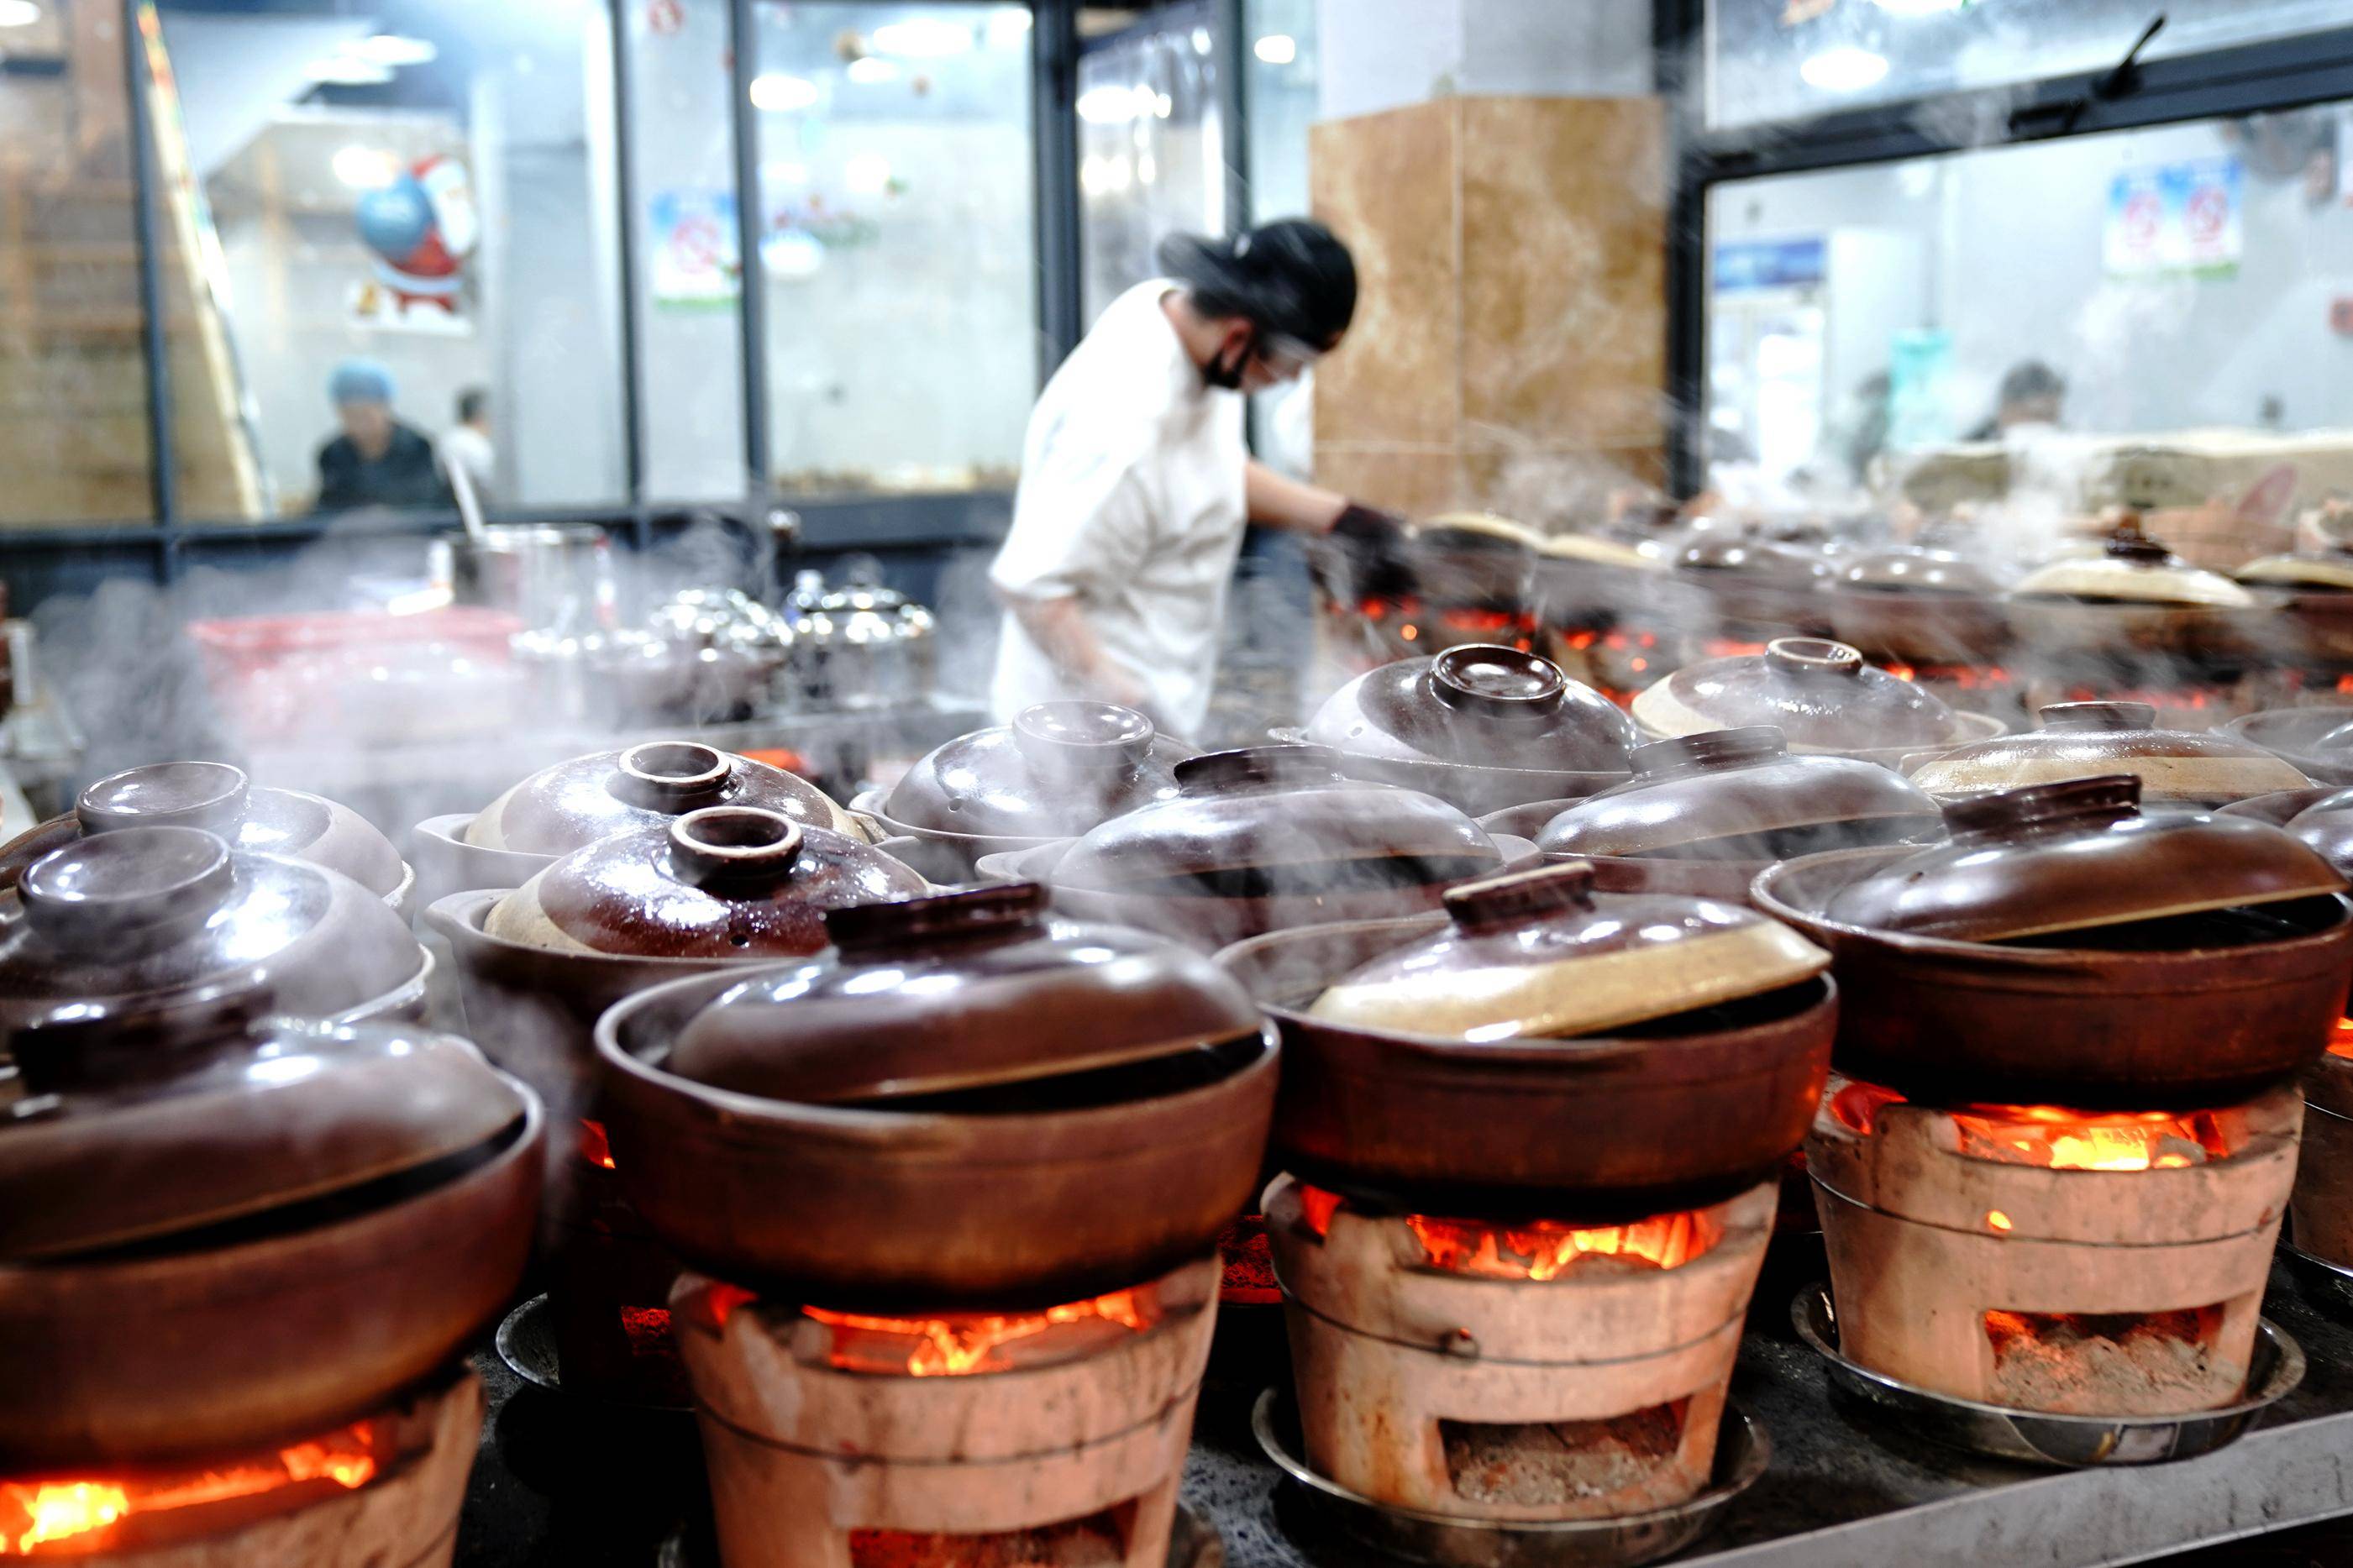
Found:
[1714,237,1828,294]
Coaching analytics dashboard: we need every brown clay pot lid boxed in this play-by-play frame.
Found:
[2287,792,2353,878]
[2237,548,2353,592]
[2011,517,2254,607]
[485,806,927,960]
[664,882,1263,1103]
[0,761,405,899]
[1673,533,1832,585]
[1631,637,1967,753]
[1417,512,1542,550]
[1821,775,2346,942]
[462,741,866,853]
[1536,531,1656,569]
[0,977,525,1261]
[1305,645,1636,775]
[880,702,1196,840]
[1306,859,1828,1041]
[1909,700,2312,803]
[1836,546,2004,596]
[1536,728,1941,860]
[0,827,424,1029]
[1048,745,1503,896]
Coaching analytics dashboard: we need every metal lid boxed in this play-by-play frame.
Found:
[880,702,1197,839]
[462,742,866,852]
[0,978,525,1261]
[1631,637,1968,753]
[2011,517,2256,607]
[1821,775,2347,942]
[0,761,405,899]
[485,806,926,959]
[662,883,1263,1103]
[1304,646,1637,774]
[1538,727,1940,859]
[0,828,424,1030]
[1049,745,1502,895]
[1909,701,2312,804]
[1306,860,1829,1040]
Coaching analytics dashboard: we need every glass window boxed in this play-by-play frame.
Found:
[0,0,153,525]
[1241,0,1317,477]
[1077,6,1224,327]
[1703,103,2353,511]
[146,0,628,520]
[629,0,747,503]
[1710,0,2353,130]
[750,2,1036,496]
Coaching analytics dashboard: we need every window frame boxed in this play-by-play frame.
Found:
[1662,0,2353,496]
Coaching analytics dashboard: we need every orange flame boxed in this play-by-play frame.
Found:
[578,1120,617,1172]
[805,1290,1158,1377]
[2338,674,2353,697]
[2331,1016,2353,1061]
[1953,1104,2224,1171]
[1405,1209,1719,1279]
[1,1424,381,1555]
[1884,662,1917,683]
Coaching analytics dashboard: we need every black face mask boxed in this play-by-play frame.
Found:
[1202,329,1255,391]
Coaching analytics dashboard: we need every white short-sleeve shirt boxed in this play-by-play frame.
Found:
[990,280,1248,738]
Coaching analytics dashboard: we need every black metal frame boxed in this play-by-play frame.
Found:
[1662,4,2353,497]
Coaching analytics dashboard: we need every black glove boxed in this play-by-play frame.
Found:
[1321,502,1417,604]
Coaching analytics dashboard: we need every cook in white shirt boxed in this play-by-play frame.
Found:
[990,220,1410,740]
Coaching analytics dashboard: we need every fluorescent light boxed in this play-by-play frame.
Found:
[332,144,400,190]
[1137,152,1157,185]
[845,55,901,85]
[1079,154,1132,197]
[1253,34,1297,66]
[871,18,972,57]
[1076,84,1137,123]
[1153,89,1173,118]
[0,2,43,28]
[1192,26,1211,53]
[989,10,1032,46]
[748,72,819,111]
[844,152,892,196]
[349,34,437,66]
[1799,45,1889,92]
[307,55,395,87]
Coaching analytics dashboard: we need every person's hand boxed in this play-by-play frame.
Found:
[1317,502,1417,604]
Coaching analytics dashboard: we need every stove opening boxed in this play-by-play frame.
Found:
[1216,1213,1279,1306]
[0,1417,404,1557]
[849,1497,1137,1568]
[578,1118,618,1170]
[2332,1016,2353,1060]
[1405,1208,1723,1279]
[1983,1303,2229,1411]
[804,1287,1163,1377]
[1952,1104,2231,1171]
[1440,1398,1690,1507]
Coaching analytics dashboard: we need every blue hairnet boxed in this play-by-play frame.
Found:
[328,358,397,406]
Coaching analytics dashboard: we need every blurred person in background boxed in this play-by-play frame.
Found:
[440,385,496,506]
[990,219,1412,739]
[314,359,450,513]
[1967,360,2067,441]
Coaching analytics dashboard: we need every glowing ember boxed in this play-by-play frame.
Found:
[2331,1016,2353,1061]
[618,1306,673,1356]
[1884,662,1917,683]
[1405,1209,1719,1279]
[1952,1104,2226,1172]
[805,1291,1158,1377]
[1216,1214,1279,1306]
[1702,639,1770,659]
[0,1423,381,1555]
[578,1120,617,1171]
[1828,1080,1904,1136]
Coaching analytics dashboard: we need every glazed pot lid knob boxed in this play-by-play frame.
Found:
[823,881,1048,952]
[1174,744,1349,796]
[1631,726,1787,776]
[1427,644,1568,720]
[9,969,272,1098]
[1941,774,2142,842]
[2038,700,2157,732]
[1442,860,1598,932]
[76,760,249,836]
[666,807,804,889]
[609,740,733,811]
[1011,701,1156,771]
[2102,511,2172,564]
[18,826,238,955]
[1763,637,1865,679]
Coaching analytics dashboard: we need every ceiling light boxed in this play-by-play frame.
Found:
[349,34,437,66]
[332,144,400,190]
[1253,34,1297,66]
[845,55,901,84]
[1799,45,1889,92]
[0,2,43,28]
[871,18,972,57]
[1076,85,1137,123]
[1192,27,1211,54]
[748,72,820,111]
[307,55,395,87]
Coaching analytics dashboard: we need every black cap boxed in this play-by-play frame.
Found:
[1158,219,1358,349]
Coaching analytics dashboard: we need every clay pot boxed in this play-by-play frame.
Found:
[1825,544,2012,667]
[1673,533,1836,637]
[595,884,1279,1308]
[2008,514,2265,666]
[1631,637,1988,763]
[2224,707,2353,788]
[1406,512,1539,612]
[0,983,541,1465]
[1908,700,2312,805]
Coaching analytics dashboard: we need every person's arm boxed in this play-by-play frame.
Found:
[1245,458,1348,533]
[1247,459,1418,600]
[994,590,1157,716]
[990,460,1163,719]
